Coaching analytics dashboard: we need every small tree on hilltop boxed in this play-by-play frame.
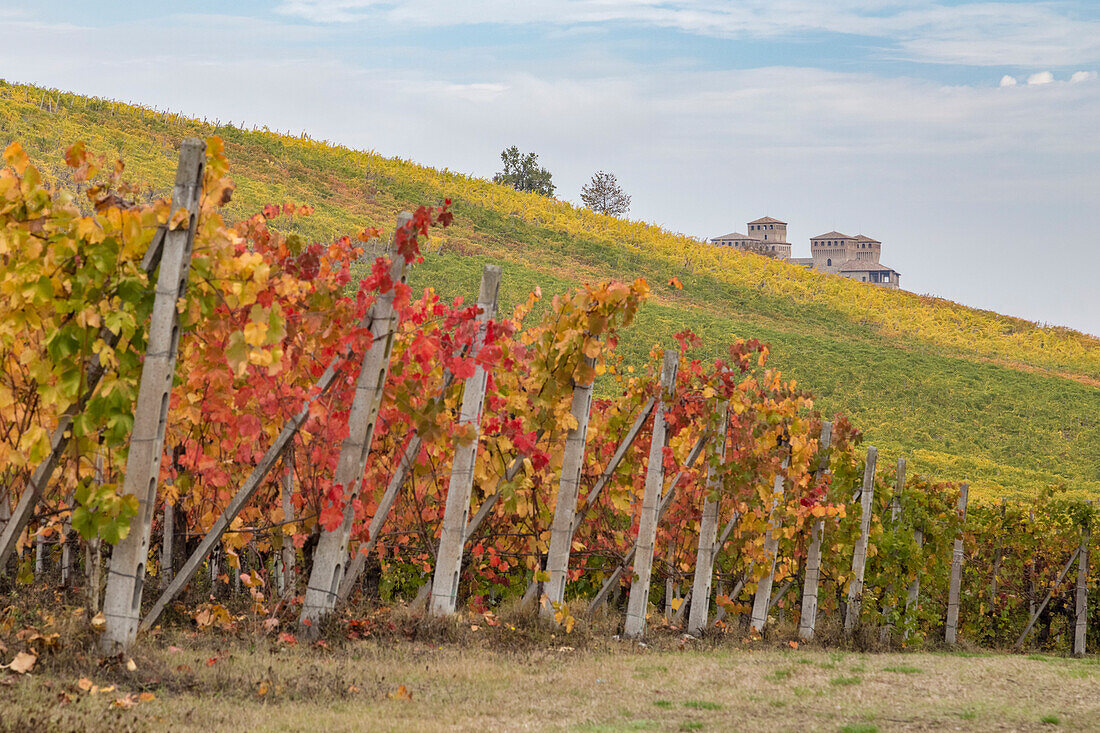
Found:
[581,171,630,217]
[741,240,782,259]
[493,146,556,197]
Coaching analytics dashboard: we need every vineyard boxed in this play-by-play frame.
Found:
[0,80,1098,506]
[0,133,1096,681]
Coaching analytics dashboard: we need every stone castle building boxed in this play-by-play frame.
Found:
[711,216,901,288]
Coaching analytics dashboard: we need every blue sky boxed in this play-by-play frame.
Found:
[2,1,1098,335]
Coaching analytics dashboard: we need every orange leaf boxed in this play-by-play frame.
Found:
[388,684,412,701]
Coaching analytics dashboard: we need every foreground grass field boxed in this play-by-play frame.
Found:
[1,80,1098,500]
[4,632,1098,732]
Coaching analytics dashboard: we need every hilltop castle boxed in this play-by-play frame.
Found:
[711,216,901,289]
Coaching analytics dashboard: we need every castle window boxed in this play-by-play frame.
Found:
[827,258,831,266]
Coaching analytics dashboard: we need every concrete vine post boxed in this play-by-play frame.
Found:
[797,421,833,641]
[429,265,503,616]
[586,434,706,617]
[686,401,729,636]
[101,139,205,654]
[1073,502,1090,657]
[944,482,969,645]
[60,495,73,587]
[843,446,878,634]
[541,357,597,621]
[279,451,296,596]
[299,215,418,631]
[161,501,174,586]
[623,350,678,639]
[515,399,657,605]
[750,459,789,634]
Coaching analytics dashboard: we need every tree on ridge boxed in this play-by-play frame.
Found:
[493,146,555,197]
[580,171,630,217]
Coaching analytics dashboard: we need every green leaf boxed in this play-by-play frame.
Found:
[71,506,97,541]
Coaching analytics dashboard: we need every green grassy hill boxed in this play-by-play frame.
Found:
[2,80,1097,501]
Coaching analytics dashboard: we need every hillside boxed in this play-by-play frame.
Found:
[2,80,1097,501]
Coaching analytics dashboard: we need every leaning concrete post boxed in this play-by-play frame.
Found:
[843,446,878,633]
[541,356,597,621]
[750,464,788,634]
[299,215,416,631]
[944,482,969,645]
[623,350,678,639]
[1073,502,1090,657]
[687,401,729,636]
[429,265,502,616]
[101,139,205,654]
[798,421,833,641]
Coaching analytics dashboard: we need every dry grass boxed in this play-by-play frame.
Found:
[2,611,1098,733]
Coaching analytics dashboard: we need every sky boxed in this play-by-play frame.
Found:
[1,1,1098,335]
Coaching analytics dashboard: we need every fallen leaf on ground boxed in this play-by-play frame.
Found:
[139,692,156,702]
[388,684,412,701]
[3,651,37,674]
[126,658,137,672]
[90,612,106,631]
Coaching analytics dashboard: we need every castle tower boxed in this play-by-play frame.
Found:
[746,216,790,258]
[810,231,852,272]
[851,235,881,263]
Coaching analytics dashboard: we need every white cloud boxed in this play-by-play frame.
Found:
[999,75,1017,87]
[274,1,1100,67]
[1070,70,1098,83]
[1028,71,1054,85]
[444,83,509,103]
